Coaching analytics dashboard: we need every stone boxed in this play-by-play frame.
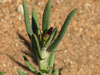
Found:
[17,4,24,14]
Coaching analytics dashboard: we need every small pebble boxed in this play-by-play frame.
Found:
[80,10,83,14]
[3,64,6,67]
[14,66,17,69]
[71,3,74,6]
[67,33,70,37]
[79,28,83,32]
[17,4,24,14]
[56,0,64,4]
[56,0,60,4]
[64,50,67,53]
[63,59,66,63]
[61,0,63,2]
[37,2,41,6]
[18,16,22,21]
[69,61,73,65]
[89,55,93,58]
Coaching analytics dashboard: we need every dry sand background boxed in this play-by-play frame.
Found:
[0,0,100,75]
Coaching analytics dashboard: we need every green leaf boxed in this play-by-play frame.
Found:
[54,69,59,75]
[31,34,42,59]
[48,53,56,68]
[44,27,57,48]
[22,0,33,38]
[42,0,51,33]
[48,9,77,52]
[48,48,57,74]
[32,9,40,35]
[30,36,38,59]
[17,69,28,75]
[0,72,4,75]
[23,55,36,73]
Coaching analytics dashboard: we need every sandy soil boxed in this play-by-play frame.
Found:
[0,0,100,75]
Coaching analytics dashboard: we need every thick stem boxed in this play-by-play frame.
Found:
[39,48,49,73]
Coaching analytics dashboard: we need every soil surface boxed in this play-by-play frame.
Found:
[0,0,100,75]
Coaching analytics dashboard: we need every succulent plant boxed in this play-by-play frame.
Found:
[17,0,77,75]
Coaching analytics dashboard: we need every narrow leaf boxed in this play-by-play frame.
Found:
[31,36,39,59]
[32,9,40,35]
[48,9,77,52]
[17,69,28,75]
[54,69,59,75]
[42,0,51,33]
[48,52,56,68]
[31,34,42,59]
[48,52,56,74]
[44,28,57,48]
[22,0,33,38]
[23,56,36,72]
